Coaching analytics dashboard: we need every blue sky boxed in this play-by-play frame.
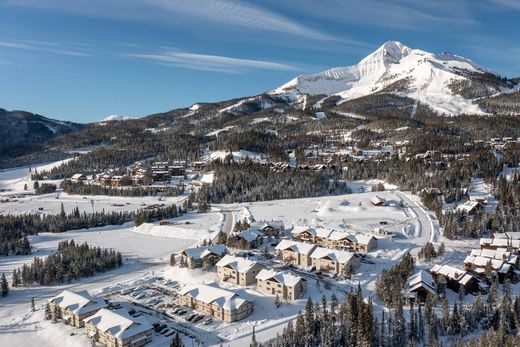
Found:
[0,0,519,123]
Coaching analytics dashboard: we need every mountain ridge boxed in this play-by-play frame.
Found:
[269,40,514,115]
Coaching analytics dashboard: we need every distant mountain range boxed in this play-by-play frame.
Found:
[0,108,83,159]
[2,40,520,165]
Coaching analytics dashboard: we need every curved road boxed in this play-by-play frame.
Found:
[394,190,436,246]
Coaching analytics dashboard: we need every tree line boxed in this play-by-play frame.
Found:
[11,240,122,287]
[197,158,351,204]
[60,180,182,197]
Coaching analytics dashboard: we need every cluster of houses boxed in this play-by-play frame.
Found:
[406,232,520,304]
[49,290,153,347]
[174,222,380,322]
[177,248,307,322]
[68,159,197,189]
[478,137,519,153]
[150,161,187,182]
[227,221,285,250]
[290,225,377,253]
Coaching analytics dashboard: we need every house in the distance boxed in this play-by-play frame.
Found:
[180,245,227,269]
[256,269,307,301]
[111,175,131,187]
[275,240,317,267]
[236,229,264,249]
[371,196,386,206]
[290,225,316,243]
[464,248,517,282]
[49,290,106,328]
[480,237,520,252]
[253,221,285,237]
[178,283,254,322]
[405,270,436,303]
[70,173,87,183]
[216,255,265,286]
[98,173,112,187]
[456,201,484,215]
[430,264,478,294]
[84,308,153,347]
[310,247,360,275]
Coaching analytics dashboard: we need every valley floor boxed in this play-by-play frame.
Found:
[0,158,511,347]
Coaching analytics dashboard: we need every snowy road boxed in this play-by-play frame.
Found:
[394,190,437,246]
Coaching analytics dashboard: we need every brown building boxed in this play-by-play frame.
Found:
[84,308,153,347]
[406,270,436,303]
[216,255,265,286]
[292,226,377,252]
[111,175,131,187]
[256,269,307,301]
[290,225,315,242]
[253,221,285,237]
[310,247,360,275]
[275,240,317,267]
[178,283,254,322]
[430,264,479,294]
[98,174,113,187]
[49,290,106,328]
[180,245,227,269]
[71,173,87,183]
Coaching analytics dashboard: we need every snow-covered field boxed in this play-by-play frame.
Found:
[0,158,73,195]
[0,158,454,347]
[0,192,187,216]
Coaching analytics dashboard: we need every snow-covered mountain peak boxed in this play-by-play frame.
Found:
[360,40,413,66]
[271,40,506,115]
[99,114,133,124]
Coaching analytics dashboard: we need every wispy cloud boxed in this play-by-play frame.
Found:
[4,0,342,42]
[128,49,298,73]
[271,0,476,30]
[147,0,337,41]
[486,0,520,10]
[0,40,91,57]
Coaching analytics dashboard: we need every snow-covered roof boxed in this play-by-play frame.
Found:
[275,240,317,255]
[459,273,476,285]
[216,255,262,273]
[182,245,227,260]
[456,201,481,213]
[255,269,305,287]
[310,247,357,264]
[409,270,433,288]
[494,232,520,240]
[480,237,520,249]
[408,270,436,295]
[371,196,385,205]
[71,173,86,180]
[290,225,315,236]
[178,283,251,310]
[430,264,467,281]
[254,220,284,230]
[465,255,504,270]
[347,233,375,246]
[84,308,152,340]
[470,248,517,264]
[238,228,264,243]
[49,290,106,315]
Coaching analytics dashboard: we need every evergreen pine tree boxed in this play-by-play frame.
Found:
[1,273,8,297]
[12,270,19,287]
[44,303,52,320]
[170,332,184,347]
